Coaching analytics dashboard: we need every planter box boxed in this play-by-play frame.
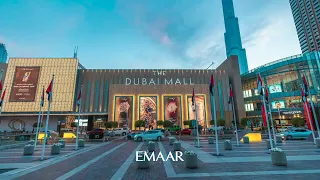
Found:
[23,146,34,155]
[169,138,176,145]
[208,137,214,144]
[51,145,61,155]
[276,136,282,143]
[148,143,155,152]
[243,136,249,144]
[271,151,287,166]
[58,140,66,148]
[184,154,198,169]
[224,141,232,150]
[266,140,276,149]
[316,138,320,148]
[173,142,181,151]
[78,140,85,147]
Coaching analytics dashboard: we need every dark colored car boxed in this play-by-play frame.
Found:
[87,129,104,139]
[176,128,192,135]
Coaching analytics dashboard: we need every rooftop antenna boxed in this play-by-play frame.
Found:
[73,46,78,58]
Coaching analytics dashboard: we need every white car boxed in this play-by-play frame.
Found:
[113,128,128,136]
[134,130,164,141]
[208,126,224,132]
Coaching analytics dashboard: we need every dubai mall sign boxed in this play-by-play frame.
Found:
[125,70,194,85]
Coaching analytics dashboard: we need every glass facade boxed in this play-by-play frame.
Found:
[0,43,8,63]
[290,0,320,53]
[241,52,320,126]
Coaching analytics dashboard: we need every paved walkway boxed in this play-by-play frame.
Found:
[0,137,319,180]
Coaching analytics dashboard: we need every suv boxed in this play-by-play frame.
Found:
[167,125,181,132]
[87,129,104,139]
[113,128,128,136]
[134,130,163,141]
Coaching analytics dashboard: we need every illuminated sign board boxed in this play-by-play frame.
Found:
[269,84,282,93]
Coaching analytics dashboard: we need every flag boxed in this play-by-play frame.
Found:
[261,104,267,127]
[264,86,269,104]
[40,87,44,107]
[303,101,312,130]
[228,85,233,104]
[77,88,82,106]
[0,80,2,91]
[192,88,195,112]
[46,77,53,101]
[209,74,214,96]
[0,88,6,107]
[302,75,309,97]
[257,73,263,96]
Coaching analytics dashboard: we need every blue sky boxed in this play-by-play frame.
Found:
[0,0,301,70]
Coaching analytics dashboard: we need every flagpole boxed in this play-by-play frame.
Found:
[230,85,239,146]
[211,91,219,155]
[41,75,54,161]
[267,102,277,145]
[76,85,83,150]
[304,73,320,138]
[262,89,273,149]
[34,102,43,150]
[304,98,316,144]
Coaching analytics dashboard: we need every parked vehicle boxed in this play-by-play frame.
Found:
[113,128,128,136]
[176,128,192,135]
[208,126,223,133]
[167,125,181,132]
[154,128,165,133]
[282,128,312,140]
[127,131,143,140]
[87,129,104,139]
[134,130,164,141]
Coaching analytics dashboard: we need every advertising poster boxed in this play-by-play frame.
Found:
[187,95,206,127]
[10,67,40,102]
[269,84,282,93]
[271,100,286,109]
[139,96,157,129]
[163,96,181,126]
[114,96,133,128]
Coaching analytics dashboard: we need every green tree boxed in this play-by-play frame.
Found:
[183,120,189,127]
[188,120,196,128]
[240,118,250,127]
[292,117,305,127]
[71,122,77,127]
[163,120,173,128]
[104,121,112,129]
[135,120,142,130]
[33,122,43,128]
[209,120,214,126]
[217,119,225,126]
[111,121,118,128]
[157,120,164,128]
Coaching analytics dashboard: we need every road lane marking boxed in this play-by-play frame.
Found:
[110,142,143,180]
[56,142,127,180]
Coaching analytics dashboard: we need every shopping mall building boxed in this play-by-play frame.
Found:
[241,52,320,126]
[0,56,245,132]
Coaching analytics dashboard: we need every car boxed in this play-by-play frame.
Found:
[154,128,165,133]
[134,130,164,141]
[176,128,192,135]
[113,128,128,136]
[87,129,104,139]
[282,128,312,140]
[127,131,143,140]
[208,126,223,132]
[167,125,181,132]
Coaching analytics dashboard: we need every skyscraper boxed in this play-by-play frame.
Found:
[0,43,8,63]
[222,0,248,74]
[289,0,320,53]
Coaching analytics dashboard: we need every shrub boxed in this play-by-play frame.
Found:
[157,120,164,127]
[163,120,173,128]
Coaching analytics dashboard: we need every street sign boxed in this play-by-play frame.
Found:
[191,120,197,127]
